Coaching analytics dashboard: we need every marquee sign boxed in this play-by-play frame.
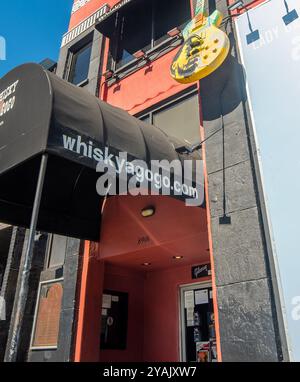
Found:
[171,0,230,83]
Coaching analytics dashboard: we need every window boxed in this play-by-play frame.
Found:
[68,41,92,85]
[139,92,201,145]
[45,235,67,269]
[154,0,191,46]
[115,1,152,70]
[111,0,191,70]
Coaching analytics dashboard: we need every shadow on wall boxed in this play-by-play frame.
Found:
[200,33,247,121]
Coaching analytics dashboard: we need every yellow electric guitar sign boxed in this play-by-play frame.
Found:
[171,0,230,84]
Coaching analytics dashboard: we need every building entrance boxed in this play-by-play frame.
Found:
[76,194,215,362]
[99,265,215,362]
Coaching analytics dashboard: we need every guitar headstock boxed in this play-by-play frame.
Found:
[182,0,206,40]
[182,1,223,41]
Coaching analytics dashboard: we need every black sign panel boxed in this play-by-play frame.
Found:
[192,264,211,279]
[0,64,52,176]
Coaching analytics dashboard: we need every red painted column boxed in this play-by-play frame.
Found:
[74,241,105,362]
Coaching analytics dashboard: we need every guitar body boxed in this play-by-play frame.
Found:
[171,7,230,84]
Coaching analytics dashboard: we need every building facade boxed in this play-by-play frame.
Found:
[1,0,297,362]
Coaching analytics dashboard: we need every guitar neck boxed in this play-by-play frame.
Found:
[183,0,207,40]
[194,0,207,26]
[195,0,205,17]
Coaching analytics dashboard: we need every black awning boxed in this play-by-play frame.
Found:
[0,63,202,241]
[96,0,141,37]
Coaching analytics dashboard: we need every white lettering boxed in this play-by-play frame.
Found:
[62,133,204,206]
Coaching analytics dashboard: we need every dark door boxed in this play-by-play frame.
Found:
[100,290,129,350]
[181,285,217,362]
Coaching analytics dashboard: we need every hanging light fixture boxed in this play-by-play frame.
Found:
[141,206,155,218]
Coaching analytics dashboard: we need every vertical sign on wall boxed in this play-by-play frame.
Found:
[235,0,300,361]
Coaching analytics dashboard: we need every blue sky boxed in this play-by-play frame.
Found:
[0,0,74,78]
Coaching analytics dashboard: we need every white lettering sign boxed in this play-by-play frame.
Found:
[0,80,19,119]
[72,0,92,14]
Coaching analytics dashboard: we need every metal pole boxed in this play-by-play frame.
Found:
[4,154,48,362]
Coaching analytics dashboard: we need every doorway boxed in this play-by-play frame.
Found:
[75,195,215,362]
[180,282,217,362]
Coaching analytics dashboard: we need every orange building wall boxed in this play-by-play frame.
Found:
[69,0,194,114]
[71,0,219,362]
[102,49,192,115]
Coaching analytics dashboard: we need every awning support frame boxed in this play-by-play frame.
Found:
[4,154,48,362]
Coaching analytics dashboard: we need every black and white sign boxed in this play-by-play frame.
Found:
[72,0,92,14]
[192,264,211,279]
